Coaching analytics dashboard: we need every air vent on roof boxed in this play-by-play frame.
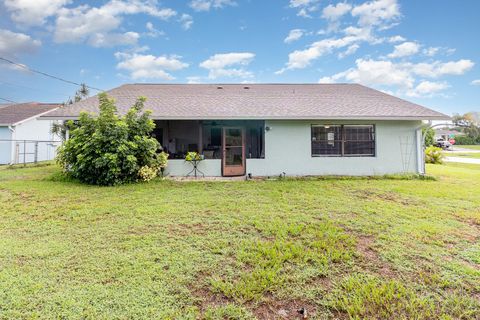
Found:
[217,86,223,89]
[243,86,250,89]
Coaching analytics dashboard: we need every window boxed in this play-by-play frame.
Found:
[311,125,342,156]
[312,125,375,157]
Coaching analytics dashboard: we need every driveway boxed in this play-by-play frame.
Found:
[444,157,480,164]
[445,146,480,153]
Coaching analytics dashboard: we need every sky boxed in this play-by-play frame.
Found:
[0,0,479,116]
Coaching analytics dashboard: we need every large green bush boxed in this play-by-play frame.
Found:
[454,135,479,145]
[425,146,444,164]
[57,93,167,185]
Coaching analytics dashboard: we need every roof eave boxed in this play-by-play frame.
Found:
[9,107,59,126]
[40,115,451,121]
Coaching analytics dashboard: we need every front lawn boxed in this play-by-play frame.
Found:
[0,164,479,319]
[452,152,480,159]
[460,145,480,151]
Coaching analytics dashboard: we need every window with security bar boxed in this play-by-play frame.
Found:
[311,125,375,157]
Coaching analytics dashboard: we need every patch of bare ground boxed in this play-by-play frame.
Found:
[252,295,318,320]
[189,271,233,314]
[350,189,422,206]
[353,233,398,278]
[189,269,324,319]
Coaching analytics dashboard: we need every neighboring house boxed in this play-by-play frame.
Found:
[42,84,449,176]
[435,129,464,141]
[0,103,61,165]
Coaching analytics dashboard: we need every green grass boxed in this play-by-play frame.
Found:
[0,164,479,319]
[459,145,480,151]
[451,152,480,159]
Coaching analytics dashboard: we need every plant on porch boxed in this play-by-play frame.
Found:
[185,151,205,177]
[57,93,166,185]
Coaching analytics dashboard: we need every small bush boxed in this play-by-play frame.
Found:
[57,93,166,185]
[425,146,444,164]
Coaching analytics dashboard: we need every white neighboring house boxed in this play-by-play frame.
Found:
[0,103,61,165]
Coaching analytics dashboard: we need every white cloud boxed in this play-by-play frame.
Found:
[53,0,177,46]
[387,41,420,58]
[280,0,402,72]
[338,44,360,59]
[200,52,255,79]
[388,35,405,43]
[284,29,304,43]
[406,81,449,97]
[88,31,139,47]
[318,76,336,84]
[471,80,480,86]
[145,22,165,38]
[351,0,401,27]
[423,47,439,57]
[179,14,193,30]
[409,59,475,78]
[4,0,70,26]
[322,2,352,20]
[189,0,236,12]
[338,58,415,88]
[187,76,202,84]
[115,52,188,80]
[289,0,320,18]
[317,58,474,97]
[277,29,375,73]
[0,29,41,57]
[321,2,352,32]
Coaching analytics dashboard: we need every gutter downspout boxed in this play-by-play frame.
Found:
[8,125,15,165]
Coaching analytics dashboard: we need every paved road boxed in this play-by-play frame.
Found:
[444,157,480,164]
[445,147,480,153]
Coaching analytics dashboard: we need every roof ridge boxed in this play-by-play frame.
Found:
[129,83,359,86]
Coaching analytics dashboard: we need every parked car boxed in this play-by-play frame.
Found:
[435,138,451,149]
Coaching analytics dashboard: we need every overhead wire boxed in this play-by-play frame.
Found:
[0,57,104,92]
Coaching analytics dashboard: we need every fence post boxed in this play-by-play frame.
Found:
[34,142,39,164]
[23,140,26,166]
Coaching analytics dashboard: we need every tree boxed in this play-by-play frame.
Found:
[452,112,480,143]
[52,84,90,140]
[422,127,435,147]
[57,93,167,185]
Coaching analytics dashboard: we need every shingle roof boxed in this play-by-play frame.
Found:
[43,84,449,120]
[0,102,60,125]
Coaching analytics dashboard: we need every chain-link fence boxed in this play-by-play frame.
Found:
[0,139,62,165]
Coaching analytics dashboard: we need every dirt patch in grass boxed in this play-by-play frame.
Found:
[350,189,423,206]
[253,295,318,319]
[345,231,399,280]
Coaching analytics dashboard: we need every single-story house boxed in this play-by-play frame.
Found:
[0,102,61,165]
[435,129,464,141]
[42,84,449,176]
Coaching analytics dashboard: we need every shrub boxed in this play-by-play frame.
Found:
[454,135,479,145]
[425,146,444,164]
[138,165,158,182]
[57,93,165,185]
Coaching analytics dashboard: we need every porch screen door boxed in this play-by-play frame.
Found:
[222,127,245,176]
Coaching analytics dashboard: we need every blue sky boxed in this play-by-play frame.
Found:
[0,0,479,115]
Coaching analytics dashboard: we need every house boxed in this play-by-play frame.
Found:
[434,129,464,141]
[42,84,449,176]
[0,103,61,165]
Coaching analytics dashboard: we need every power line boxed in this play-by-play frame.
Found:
[0,57,104,92]
[0,97,18,104]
